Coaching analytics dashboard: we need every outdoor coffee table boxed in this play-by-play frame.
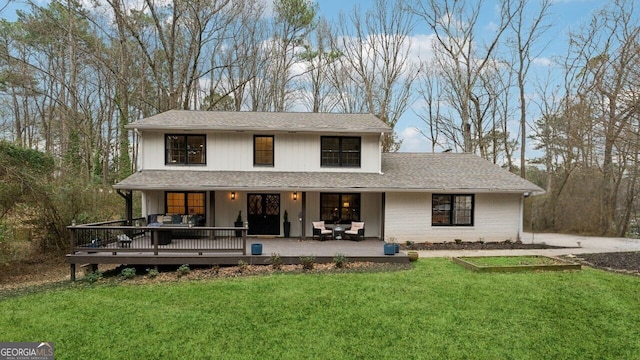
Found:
[333,225,344,240]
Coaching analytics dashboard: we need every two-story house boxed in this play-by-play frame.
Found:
[113,110,542,243]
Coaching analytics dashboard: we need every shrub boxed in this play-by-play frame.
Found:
[333,253,348,268]
[237,260,248,273]
[177,264,190,277]
[120,267,137,280]
[270,253,284,270]
[211,265,220,275]
[84,270,103,283]
[146,268,159,278]
[454,239,462,244]
[300,255,315,271]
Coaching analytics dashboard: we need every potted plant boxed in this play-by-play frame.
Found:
[283,210,291,237]
[384,236,396,255]
[407,251,419,262]
[388,236,400,253]
[234,211,243,237]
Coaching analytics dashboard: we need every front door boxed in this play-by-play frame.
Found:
[247,194,280,235]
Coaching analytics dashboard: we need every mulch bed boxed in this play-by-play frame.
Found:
[573,252,640,275]
[404,240,569,251]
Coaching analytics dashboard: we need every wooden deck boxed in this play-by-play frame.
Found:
[66,222,408,280]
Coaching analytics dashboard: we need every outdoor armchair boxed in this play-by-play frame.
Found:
[312,221,332,240]
[345,221,365,241]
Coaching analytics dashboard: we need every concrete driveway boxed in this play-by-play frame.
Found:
[416,232,640,258]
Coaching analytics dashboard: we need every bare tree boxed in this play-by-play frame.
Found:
[507,0,553,177]
[337,0,417,152]
[411,0,519,154]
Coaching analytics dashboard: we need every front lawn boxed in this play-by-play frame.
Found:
[1,259,639,359]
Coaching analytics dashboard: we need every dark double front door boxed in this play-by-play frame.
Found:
[247,194,280,235]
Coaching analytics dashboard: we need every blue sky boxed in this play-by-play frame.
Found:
[316,0,607,154]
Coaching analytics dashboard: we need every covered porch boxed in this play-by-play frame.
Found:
[114,170,388,240]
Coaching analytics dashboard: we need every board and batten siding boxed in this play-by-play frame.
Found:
[141,190,381,237]
[304,192,381,238]
[385,192,523,243]
[141,131,382,173]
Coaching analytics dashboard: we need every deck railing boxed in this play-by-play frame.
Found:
[68,219,248,255]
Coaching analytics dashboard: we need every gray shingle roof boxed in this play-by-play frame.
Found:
[126,110,392,134]
[114,153,543,194]
[380,153,543,193]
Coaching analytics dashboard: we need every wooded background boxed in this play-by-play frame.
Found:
[0,0,639,255]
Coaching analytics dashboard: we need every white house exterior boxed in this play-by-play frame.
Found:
[114,110,543,243]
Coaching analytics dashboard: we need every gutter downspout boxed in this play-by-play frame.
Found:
[518,192,530,242]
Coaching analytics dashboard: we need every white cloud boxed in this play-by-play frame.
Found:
[533,57,552,67]
[398,127,430,152]
[408,33,438,65]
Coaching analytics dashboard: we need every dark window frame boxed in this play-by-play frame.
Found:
[165,134,206,165]
[431,194,474,226]
[320,136,361,168]
[253,135,274,167]
[164,191,207,216]
[320,193,361,224]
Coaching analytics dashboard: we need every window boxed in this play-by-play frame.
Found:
[254,135,274,166]
[165,135,206,165]
[165,192,206,215]
[321,136,361,167]
[320,193,360,224]
[432,194,474,226]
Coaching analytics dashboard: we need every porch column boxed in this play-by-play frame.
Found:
[117,190,133,225]
[301,192,306,239]
[381,192,386,241]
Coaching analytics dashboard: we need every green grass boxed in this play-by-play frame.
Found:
[2,259,640,359]
[460,255,561,267]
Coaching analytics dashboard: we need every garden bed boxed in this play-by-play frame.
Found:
[453,255,581,272]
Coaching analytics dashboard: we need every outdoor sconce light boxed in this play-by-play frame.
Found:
[231,192,236,200]
[293,192,298,201]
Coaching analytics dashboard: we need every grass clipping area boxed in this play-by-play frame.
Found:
[1,259,640,359]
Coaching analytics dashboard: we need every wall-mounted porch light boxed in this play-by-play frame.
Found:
[293,192,298,201]
[231,192,236,200]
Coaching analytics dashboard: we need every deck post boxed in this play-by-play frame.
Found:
[69,225,77,253]
[242,228,247,255]
[153,228,159,256]
[70,264,76,282]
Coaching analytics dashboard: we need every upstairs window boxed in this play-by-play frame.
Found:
[165,135,206,165]
[321,136,361,167]
[254,135,274,166]
[432,194,474,226]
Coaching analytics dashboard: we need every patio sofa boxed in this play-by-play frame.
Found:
[147,214,206,243]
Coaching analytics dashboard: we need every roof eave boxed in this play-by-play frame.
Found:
[113,182,544,194]
[124,125,392,134]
